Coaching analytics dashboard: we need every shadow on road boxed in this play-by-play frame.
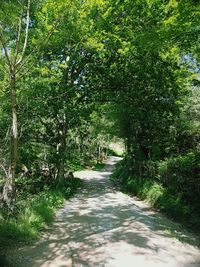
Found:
[11,157,200,267]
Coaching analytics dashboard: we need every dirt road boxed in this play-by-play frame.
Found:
[16,156,200,267]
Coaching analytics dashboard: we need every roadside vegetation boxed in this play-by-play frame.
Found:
[0,178,82,246]
[0,0,199,258]
[112,151,200,234]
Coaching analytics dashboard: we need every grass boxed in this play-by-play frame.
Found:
[67,157,106,172]
[66,160,85,172]
[137,179,199,230]
[0,190,63,244]
[0,178,82,246]
[111,162,200,235]
[123,177,200,246]
[92,162,105,171]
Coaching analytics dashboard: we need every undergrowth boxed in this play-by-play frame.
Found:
[0,178,82,246]
[111,159,200,233]
[92,162,105,171]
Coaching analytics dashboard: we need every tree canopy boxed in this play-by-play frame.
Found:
[0,0,199,233]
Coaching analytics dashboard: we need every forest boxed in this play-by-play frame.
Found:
[0,0,200,254]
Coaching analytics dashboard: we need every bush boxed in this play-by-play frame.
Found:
[112,156,200,232]
[111,159,129,182]
[123,175,200,230]
[157,152,200,204]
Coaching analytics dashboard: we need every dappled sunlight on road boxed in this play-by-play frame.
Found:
[16,157,200,267]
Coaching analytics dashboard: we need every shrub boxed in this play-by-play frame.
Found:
[157,152,200,204]
[112,157,200,232]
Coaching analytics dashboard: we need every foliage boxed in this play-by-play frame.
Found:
[112,164,200,232]
[157,152,200,204]
[0,0,200,245]
[0,190,62,243]
[0,177,82,245]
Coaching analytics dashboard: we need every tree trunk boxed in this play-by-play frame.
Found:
[56,114,67,187]
[2,72,17,212]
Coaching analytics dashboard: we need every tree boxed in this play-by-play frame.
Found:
[0,0,68,211]
[0,0,31,211]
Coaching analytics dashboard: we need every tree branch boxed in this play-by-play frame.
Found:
[14,0,25,65]
[16,0,30,66]
[0,25,12,72]
[16,13,62,73]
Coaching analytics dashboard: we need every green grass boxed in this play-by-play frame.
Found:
[66,160,85,172]
[0,178,82,246]
[123,177,200,231]
[111,160,200,234]
[66,158,106,172]
[92,162,105,171]
[0,190,63,244]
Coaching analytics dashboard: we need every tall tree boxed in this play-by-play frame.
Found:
[0,0,31,211]
[0,0,67,211]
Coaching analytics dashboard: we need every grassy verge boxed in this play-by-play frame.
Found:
[67,157,106,172]
[92,162,105,171]
[0,178,82,246]
[66,160,86,172]
[111,161,200,236]
[0,190,63,243]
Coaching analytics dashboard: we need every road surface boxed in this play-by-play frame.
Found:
[15,156,200,267]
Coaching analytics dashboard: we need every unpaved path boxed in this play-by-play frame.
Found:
[15,156,200,267]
